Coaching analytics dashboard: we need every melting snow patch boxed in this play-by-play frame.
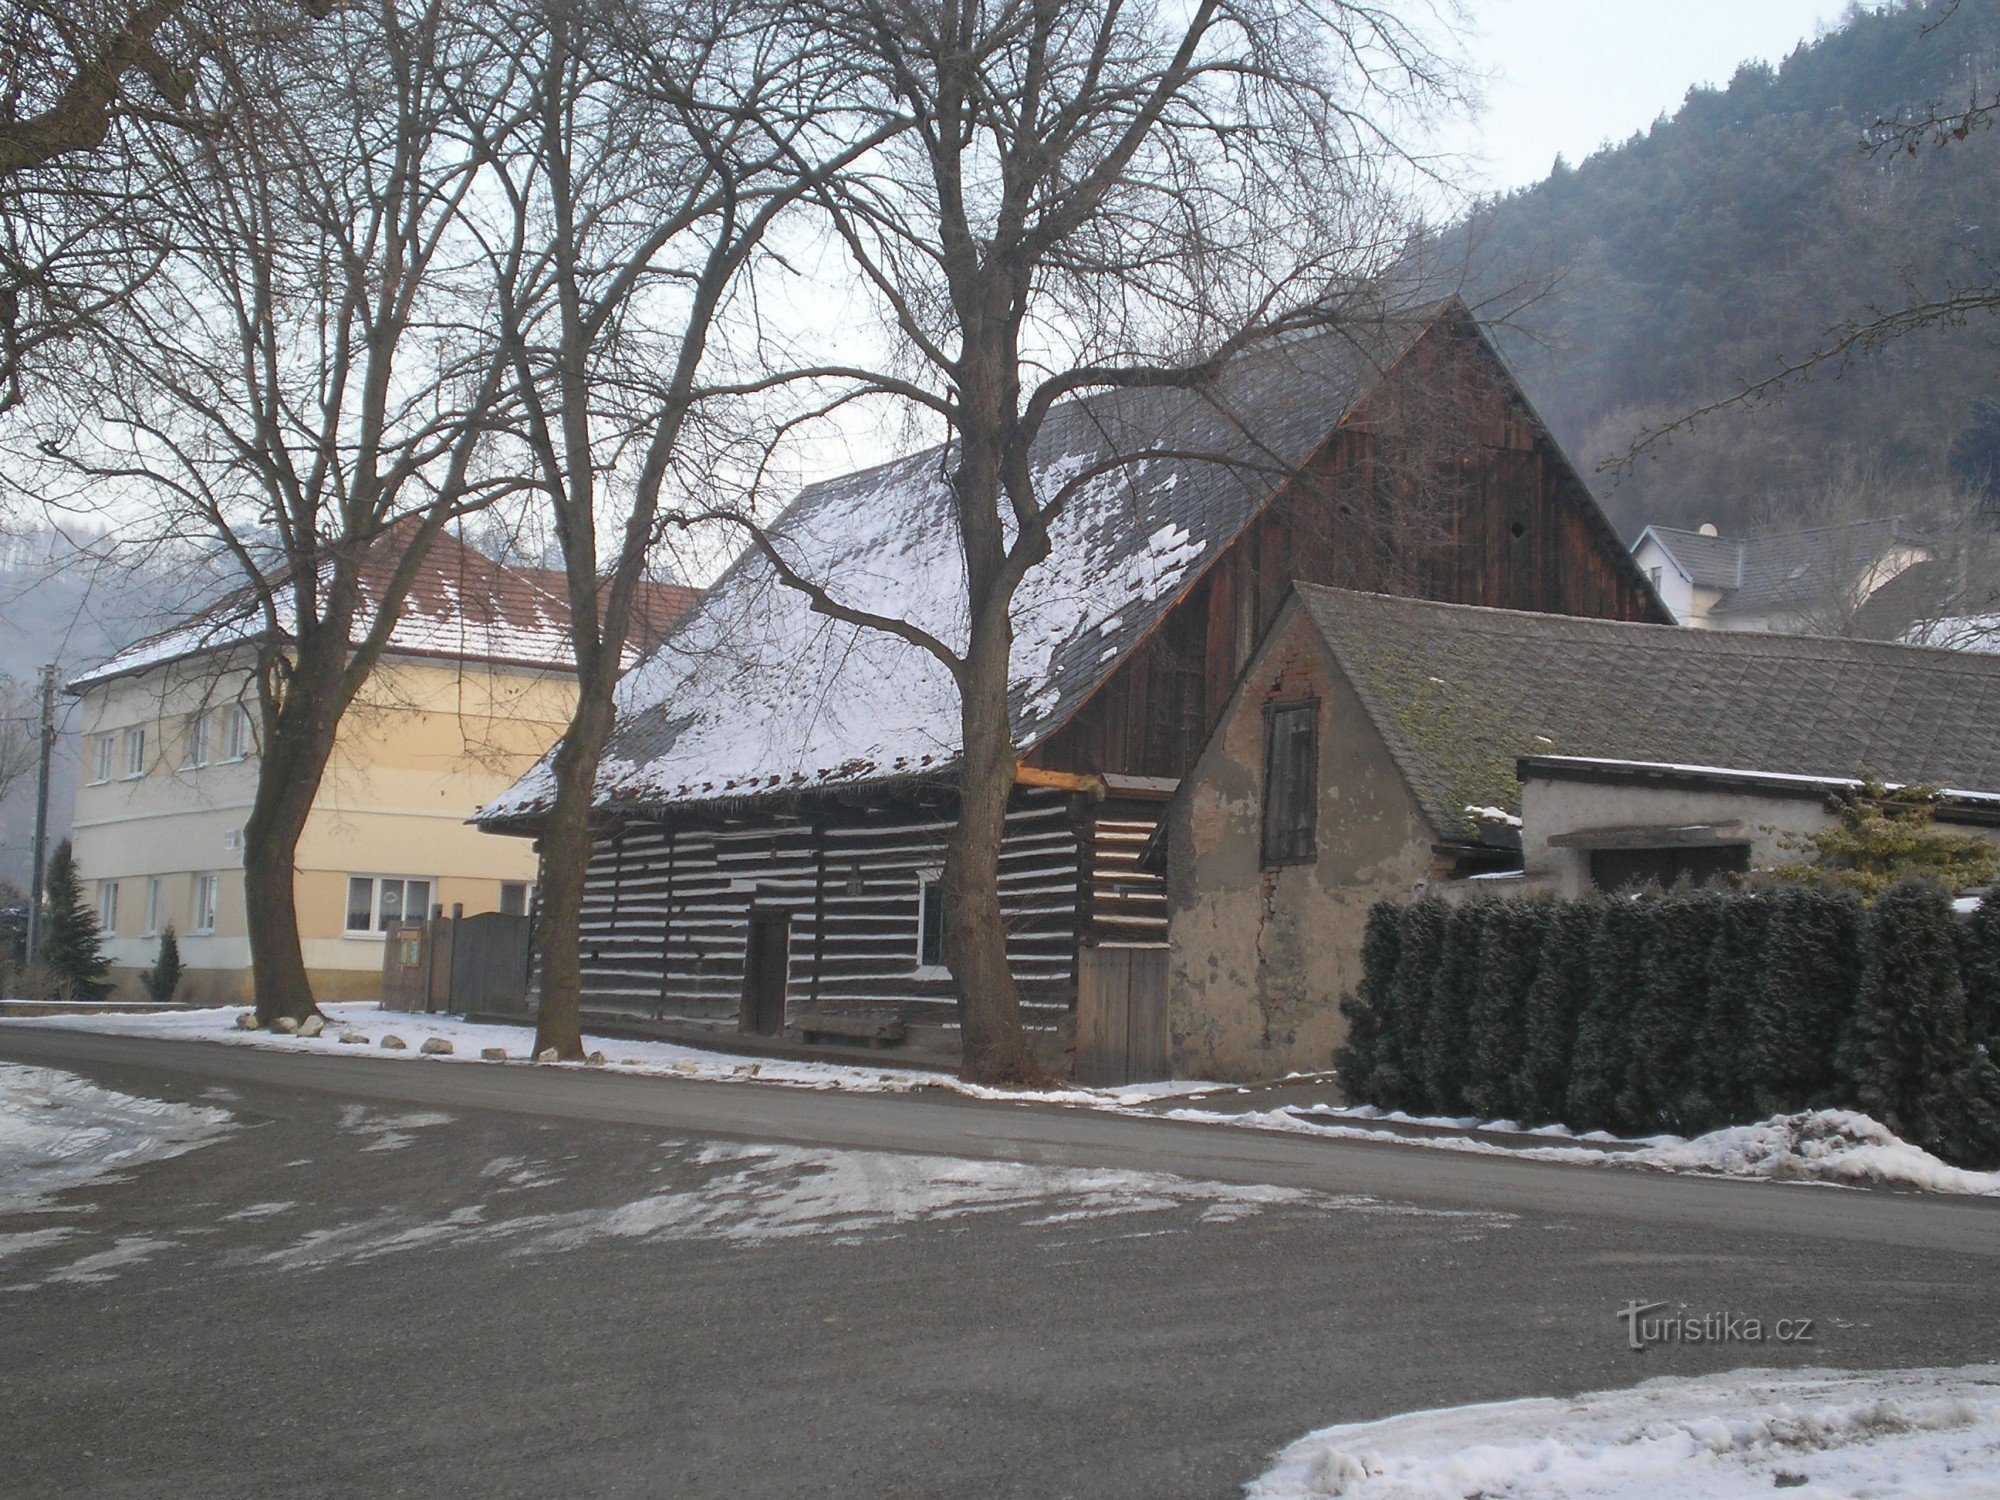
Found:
[1246,1365,2000,1500]
[336,1104,454,1154]
[0,1062,232,1215]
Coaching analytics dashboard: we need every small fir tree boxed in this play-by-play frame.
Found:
[1749,883,1864,1113]
[1464,898,1551,1121]
[1566,894,1649,1132]
[1768,779,2000,897]
[1334,901,1402,1106]
[1516,895,1601,1124]
[1838,879,2000,1166]
[41,840,111,1002]
[1619,886,1724,1134]
[140,925,184,1004]
[1684,892,1769,1130]
[1380,897,1450,1114]
[1421,899,1486,1115]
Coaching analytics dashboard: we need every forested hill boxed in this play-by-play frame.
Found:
[1455,0,2000,537]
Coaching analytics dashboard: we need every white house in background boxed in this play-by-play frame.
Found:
[67,528,697,1004]
[1632,519,1930,633]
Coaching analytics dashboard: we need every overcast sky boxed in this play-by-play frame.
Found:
[1453,0,1860,192]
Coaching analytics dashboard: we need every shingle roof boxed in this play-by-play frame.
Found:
[1297,585,2000,844]
[483,304,1499,823]
[1643,519,1916,617]
[71,526,699,691]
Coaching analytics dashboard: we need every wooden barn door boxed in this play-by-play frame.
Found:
[1075,948,1169,1084]
[741,913,791,1036]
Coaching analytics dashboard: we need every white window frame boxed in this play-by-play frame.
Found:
[193,873,218,934]
[914,868,947,976]
[188,709,211,768]
[122,726,146,780]
[344,875,435,937]
[98,880,118,935]
[144,876,163,937]
[499,881,534,918]
[222,704,252,762]
[91,733,115,784]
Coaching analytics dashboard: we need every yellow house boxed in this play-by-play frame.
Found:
[66,534,696,1004]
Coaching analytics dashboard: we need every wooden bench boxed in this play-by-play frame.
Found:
[793,1010,906,1049]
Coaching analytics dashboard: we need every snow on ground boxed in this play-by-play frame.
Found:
[1158,1104,2000,1198]
[1247,1365,2000,1500]
[238,1139,1510,1272]
[6,1005,1997,1198]
[0,1061,232,1221]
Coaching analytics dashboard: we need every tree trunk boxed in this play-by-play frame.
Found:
[946,611,1034,1083]
[243,656,346,1025]
[531,684,616,1061]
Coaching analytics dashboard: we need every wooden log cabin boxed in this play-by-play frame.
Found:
[478,299,1669,1068]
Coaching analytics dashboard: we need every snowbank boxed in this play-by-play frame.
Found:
[0,1062,232,1216]
[1160,1104,2000,1197]
[1247,1365,2000,1500]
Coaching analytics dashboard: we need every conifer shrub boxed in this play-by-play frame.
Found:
[40,840,111,1002]
[1463,897,1551,1121]
[1749,882,1864,1113]
[1421,899,1486,1115]
[1958,881,2000,1057]
[140,925,184,1004]
[1565,894,1649,1132]
[1516,893,1601,1124]
[1619,885,1724,1134]
[1378,896,1450,1113]
[1685,892,1769,1130]
[1838,879,2000,1167]
[1334,901,1402,1104]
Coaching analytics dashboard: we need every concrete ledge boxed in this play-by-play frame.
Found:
[0,999,196,1018]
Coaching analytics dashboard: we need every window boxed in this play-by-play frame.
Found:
[346,876,433,934]
[144,876,163,937]
[97,881,118,935]
[188,710,211,768]
[1261,700,1319,867]
[499,882,531,917]
[91,733,114,784]
[122,726,146,779]
[916,874,946,969]
[1648,565,1664,590]
[193,873,218,933]
[1590,844,1750,893]
[222,704,252,761]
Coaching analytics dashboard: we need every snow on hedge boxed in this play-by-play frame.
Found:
[0,1061,232,1216]
[1247,1365,2000,1500]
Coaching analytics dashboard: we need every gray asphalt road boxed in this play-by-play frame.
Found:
[2,1027,1996,1500]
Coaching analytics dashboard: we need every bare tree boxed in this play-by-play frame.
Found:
[463,0,887,1060]
[0,675,36,809]
[710,0,1462,1081]
[26,0,521,1023]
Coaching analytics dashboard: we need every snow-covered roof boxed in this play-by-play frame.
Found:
[483,307,1457,825]
[70,528,700,691]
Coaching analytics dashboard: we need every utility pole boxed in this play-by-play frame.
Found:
[25,663,54,965]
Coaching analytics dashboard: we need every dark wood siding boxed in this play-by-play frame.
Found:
[1028,317,1664,782]
[576,789,1083,1033]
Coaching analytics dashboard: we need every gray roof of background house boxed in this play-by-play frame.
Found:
[1296,584,2000,844]
[1641,519,1916,618]
[487,299,1652,823]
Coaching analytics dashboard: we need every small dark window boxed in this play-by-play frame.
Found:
[1261,700,1319,866]
[918,875,946,967]
[1589,844,1749,892]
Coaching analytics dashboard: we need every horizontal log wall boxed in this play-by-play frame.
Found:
[577,789,1084,1033]
[1088,800,1169,950]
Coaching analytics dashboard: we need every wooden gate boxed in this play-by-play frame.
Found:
[1074,947,1169,1085]
[378,910,533,1014]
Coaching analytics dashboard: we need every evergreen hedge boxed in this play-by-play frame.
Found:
[1335,879,2000,1169]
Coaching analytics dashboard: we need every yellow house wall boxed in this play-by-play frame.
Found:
[67,651,572,1003]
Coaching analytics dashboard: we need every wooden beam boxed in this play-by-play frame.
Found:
[1015,764,1106,798]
